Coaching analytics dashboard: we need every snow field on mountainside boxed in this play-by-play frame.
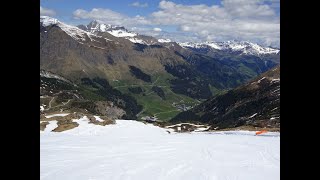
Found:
[41,118,279,180]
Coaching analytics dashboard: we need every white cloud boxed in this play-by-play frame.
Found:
[150,0,279,47]
[130,2,148,8]
[73,8,151,26]
[40,6,56,16]
[73,8,126,24]
[153,27,162,32]
[72,0,280,47]
[221,0,275,17]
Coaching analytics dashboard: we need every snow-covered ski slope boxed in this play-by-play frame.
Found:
[41,119,279,180]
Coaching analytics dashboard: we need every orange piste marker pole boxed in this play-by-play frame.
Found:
[255,130,268,135]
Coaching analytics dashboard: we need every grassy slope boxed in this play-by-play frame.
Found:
[111,73,201,121]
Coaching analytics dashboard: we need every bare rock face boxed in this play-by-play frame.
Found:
[94,101,125,119]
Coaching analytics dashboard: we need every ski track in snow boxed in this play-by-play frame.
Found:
[40,119,280,180]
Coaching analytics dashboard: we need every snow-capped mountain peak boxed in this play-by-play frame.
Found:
[40,16,59,26]
[41,16,279,55]
[86,20,113,33]
[77,20,155,44]
[178,40,279,55]
[80,20,137,37]
[40,16,107,42]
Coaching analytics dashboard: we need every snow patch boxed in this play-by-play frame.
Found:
[94,116,104,122]
[249,113,257,118]
[257,77,266,83]
[108,29,137,37]
[40,70,70,83]
[158,38,171,43]
[194,127,211,132]
[271,78,280,83]
[45,113,69,118]
[206,42,222,50]
[126,37,146,44]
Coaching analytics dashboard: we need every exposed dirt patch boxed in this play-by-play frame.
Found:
[95,119,116,126]
[40,118,48,122]
[52,120,79,132]
[40,114,46,119]
[87,115,97,123]
[88,115,116,126]
[41,112,85,121]
[40,122,49,131]
[41,112,116,131]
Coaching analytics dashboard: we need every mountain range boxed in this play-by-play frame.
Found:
[172,65,280,130]
[40,16,280,127]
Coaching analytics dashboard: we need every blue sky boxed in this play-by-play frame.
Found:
[41,0,225,24]
[40,0,280,47]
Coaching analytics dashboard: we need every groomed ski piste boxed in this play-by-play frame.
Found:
[41,116,280,180]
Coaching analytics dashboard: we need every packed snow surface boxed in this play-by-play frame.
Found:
[41,119,279,180]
